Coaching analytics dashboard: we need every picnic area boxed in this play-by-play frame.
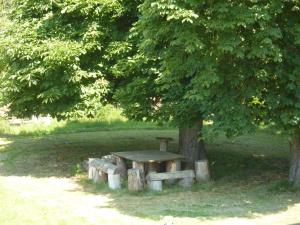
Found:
[1,1,300,224]
[1,117,300,225]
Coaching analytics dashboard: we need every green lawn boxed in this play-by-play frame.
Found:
[0,121,300,225]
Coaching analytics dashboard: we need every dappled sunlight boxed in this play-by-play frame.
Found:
[0,175,157,225]
[131,203,300,225]
[0,130,178,178]
[199,203,300,225]
[0,138,12,148]
[1,175,300,225]
[0,128,299,224]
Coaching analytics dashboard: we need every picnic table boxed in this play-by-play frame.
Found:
[88,150,209,191]
[112,150,184,163]
[112,150,185,188]
[112,150,184,168]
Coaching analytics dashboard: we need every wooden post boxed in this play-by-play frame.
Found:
[108,168,121,190]
[132,162,146,188]
[99,171,108,183]
[178,177,194,188]
[116,156,127,179]
[148,180,162,191]
[132,161,145,171]
[88,158,95,179]
[128,168,145,191]
[147,163,160,189]
[160,140,168,152]
[166,160,181,185]
[156,137,173,151]
[88,165,94,179]
[148,172,163,191]
[166,160,181,171]
[195,160,210,182]
[108,174,121,190]
[89,166,101,183]
[88,158,100,183]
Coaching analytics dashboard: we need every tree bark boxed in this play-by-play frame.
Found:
[289,133,300,186]
[179,120,207,167]
[128,168,145,191]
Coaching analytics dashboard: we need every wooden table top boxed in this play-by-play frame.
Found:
[112,150,185,163]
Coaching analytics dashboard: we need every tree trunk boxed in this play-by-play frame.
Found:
[179,120,207,167]
[289,133,300,186]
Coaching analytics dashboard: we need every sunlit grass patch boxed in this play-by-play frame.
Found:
[0,123,299,224]
[0,106,171,137]
[0,138,12,147]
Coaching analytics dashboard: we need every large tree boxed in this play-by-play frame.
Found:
[118,0,300,184]
[116,1,211,164]
[2,0,300,185]
[117,0,278,164]
[260,2,300,185]
[0,0,140,118]
[117,0,281,164]
[190,0,300,185]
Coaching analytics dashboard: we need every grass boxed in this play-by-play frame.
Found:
[0,178,89,225]
[1,118,300,225]
[0,119,169,136]
[0,105,171,137]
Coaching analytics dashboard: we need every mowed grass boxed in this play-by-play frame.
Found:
[0,106,170,137]
[1,120,300,225]
[0,178,90,225]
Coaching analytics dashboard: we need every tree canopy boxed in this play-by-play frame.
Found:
[119,0,297,134]
[1,0,300,184]
[116,0,300,183]
[0,0,140,118]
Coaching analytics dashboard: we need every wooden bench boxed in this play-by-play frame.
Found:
[88,158,121,190]
[146,170,195,191]
[87,156,210,192]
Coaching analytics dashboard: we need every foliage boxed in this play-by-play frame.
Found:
[0,0,140,118]
[118,0,300,137]
[1,0,300,139]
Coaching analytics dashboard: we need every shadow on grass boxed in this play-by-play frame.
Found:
[1,127,300,221]
[73,134,298,220]
[0,129,178,177]
[74,149,299,220]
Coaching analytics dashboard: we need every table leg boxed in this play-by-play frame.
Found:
[132,161,145,171]
[116,156,127,179]
[146,162,160,189]
[132,161,145,189]
[166,160,181,185]
[128,168,144,191]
